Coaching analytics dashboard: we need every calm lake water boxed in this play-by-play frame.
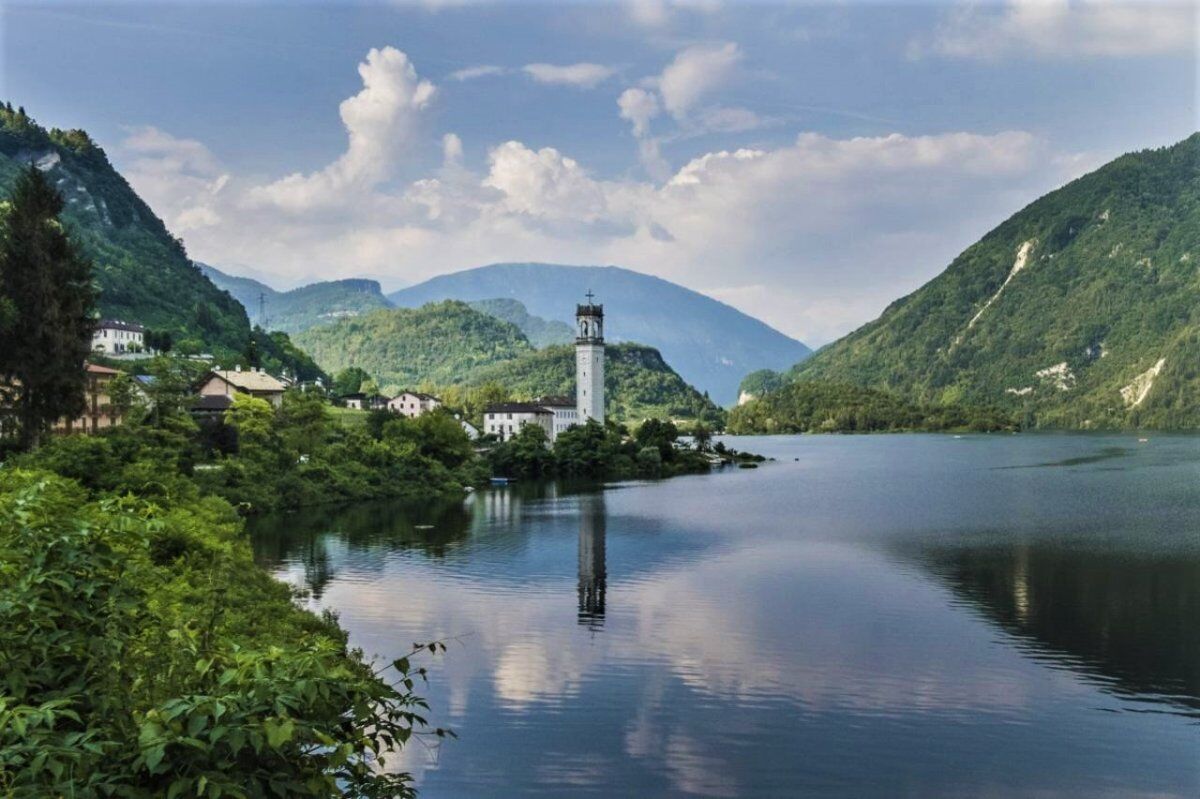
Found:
[250,434,1200,798]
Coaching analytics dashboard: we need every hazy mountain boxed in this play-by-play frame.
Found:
[467,298,573,348]
[388,263,811,406]
[774,133,1200,429]
[199,263,391,334]
[0,106,249,351]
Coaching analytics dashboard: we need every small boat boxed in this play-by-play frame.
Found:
[489,476,514,485]
[1138,438,1149,443]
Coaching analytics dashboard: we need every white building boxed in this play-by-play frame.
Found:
[483,403,554,442]
[388,391,442,418]
[536,396,579,439]
[92,319,145,355]
[575,296,605,424]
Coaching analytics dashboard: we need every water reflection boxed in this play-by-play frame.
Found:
[577,493,607,629]
[910,542,1200,716]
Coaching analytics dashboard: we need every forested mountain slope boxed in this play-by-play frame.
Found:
[389,262,811,406]
[785,133,1200,429]
[199,263,392,333]
[0,105,249,352]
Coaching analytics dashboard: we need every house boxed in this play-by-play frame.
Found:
[388,391,442,418]
[342,393,388,411]
[198,367,287,408]
[92,319,145,355]
[483,402,554,442]
[535,396,579,440]
[52,363,123,434]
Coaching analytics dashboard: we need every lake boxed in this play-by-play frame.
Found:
[250,434,1200,798]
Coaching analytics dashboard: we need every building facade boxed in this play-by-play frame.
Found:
[92,319,145,355]
[388,391,442,418]
[575,298,605,425]
[483,402,554,442]
[536,396,579,439]
[52,363,123,434]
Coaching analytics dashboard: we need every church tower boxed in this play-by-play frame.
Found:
[576,292,605,425]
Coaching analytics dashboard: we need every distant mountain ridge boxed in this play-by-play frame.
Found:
[762,133,1200,430]
[199,263,391,333]
[389,263,812,405]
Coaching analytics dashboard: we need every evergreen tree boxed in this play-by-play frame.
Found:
[0,165,97,449]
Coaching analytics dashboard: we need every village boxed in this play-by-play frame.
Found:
[46,297,611,447]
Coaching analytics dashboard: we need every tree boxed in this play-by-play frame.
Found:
[333,366,371,397]
[0,165,97,449]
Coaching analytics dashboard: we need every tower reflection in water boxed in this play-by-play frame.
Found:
[577,492,607,629]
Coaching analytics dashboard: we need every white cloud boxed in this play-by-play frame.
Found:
[618,88,661,137]
[914,0,1197,60]
[657,42,742,119]
[522,62,616,88]
[625,0,722,28]
[246,46,435,212]
[696,106,762,133]
[120,48,1090,343]
[448,64,506,81]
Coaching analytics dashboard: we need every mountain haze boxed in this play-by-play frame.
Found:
[778,133,1200,429]
[389,263,812,405]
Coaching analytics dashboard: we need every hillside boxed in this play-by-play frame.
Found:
[293,301,535,388]
[468,343,725,425]
[467,298,573,348]
[780,133,1200,430]
[389,263,811,406]
[0,106,249,352]
[199,263,392,333]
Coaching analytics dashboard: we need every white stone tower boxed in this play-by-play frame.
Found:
[575,292,605,425]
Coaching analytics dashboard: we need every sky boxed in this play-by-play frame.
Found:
[1,0,1196,345]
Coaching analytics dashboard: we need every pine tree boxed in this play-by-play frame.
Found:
[0,165,97,449]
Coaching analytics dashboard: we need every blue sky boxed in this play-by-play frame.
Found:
[2,1,1196,343]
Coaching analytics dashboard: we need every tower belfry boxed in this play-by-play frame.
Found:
[575,292,605,425]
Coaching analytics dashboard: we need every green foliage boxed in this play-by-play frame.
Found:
[487,418,713,480]
[333,366,372,397]
[727,380,1016,434]
[0,468,439,798]
[738,369,785,401]
[467,298,573,348]
[0,106,250,353]
[247,328,327,383]
[0,164,97,449]
[786,133,1200,430]
[294,301,534,388]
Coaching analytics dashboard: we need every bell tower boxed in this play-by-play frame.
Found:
[576,291,605,425]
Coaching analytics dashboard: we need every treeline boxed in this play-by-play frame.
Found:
[488,418,730,480]
[727,380,1016,434]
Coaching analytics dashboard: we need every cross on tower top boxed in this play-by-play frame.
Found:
[585,290,595,303]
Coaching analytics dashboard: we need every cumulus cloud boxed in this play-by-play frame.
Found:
[120,48,1089,343]
[522,62,616,88]
[247,46,435,212]
[912,0,1197,60]
[657,42,742,119]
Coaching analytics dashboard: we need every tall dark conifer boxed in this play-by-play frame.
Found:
[0,164,97,449]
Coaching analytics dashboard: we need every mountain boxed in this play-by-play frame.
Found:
[468,343,724,425]
[199,263,391,334]
[467,298,573,348]
[293,300,723,422]
[294,301,532,389]
[0,106,249,352]
[388,263,811,406]
[773,133,1200,430]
